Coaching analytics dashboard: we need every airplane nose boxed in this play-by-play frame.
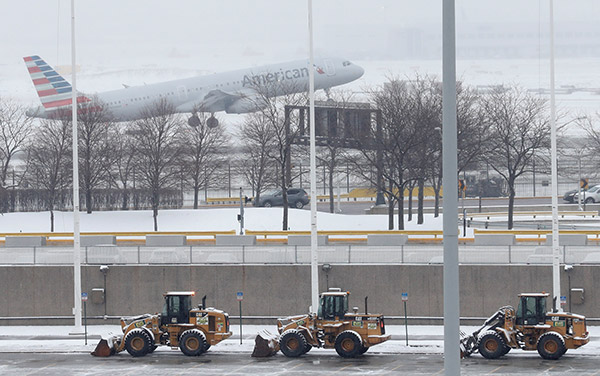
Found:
[354,64,365,79]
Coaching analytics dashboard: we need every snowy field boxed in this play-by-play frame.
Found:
[0,208,445,234]
[0,207,598,236]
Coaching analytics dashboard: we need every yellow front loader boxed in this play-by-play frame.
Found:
[460,293,589,360]
[92,292,232,357]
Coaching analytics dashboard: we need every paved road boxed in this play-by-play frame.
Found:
[1,352,599,376]
[247,196,572,215]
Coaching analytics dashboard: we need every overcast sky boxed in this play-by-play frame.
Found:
[2,0,600,67]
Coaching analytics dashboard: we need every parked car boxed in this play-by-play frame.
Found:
[255,188,309,209]
[563,188,582,203]
[573,184,600,204]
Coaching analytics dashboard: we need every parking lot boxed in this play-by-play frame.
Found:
[2,351,600,375]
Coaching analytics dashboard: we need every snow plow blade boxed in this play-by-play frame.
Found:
[91,339,115,357]
[251,330,280,357]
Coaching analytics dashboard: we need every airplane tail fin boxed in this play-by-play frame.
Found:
[23,55,89,110]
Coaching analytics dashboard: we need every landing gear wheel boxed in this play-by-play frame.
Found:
[537,332,566,360]
[477,331,506,359]
[179,329,207,356]
[207,115,219,129]
[294,201,304,209]
[124,328,152,357]
[334,330,363,358]
[188,114,201,127]
[280,329,308,358]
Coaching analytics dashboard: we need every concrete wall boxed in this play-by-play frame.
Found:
[1,265,598,325]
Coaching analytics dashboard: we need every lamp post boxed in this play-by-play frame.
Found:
[548,0,561,313]
[69,0,83,335]
[442,0,460,373]
[307,0,319,315]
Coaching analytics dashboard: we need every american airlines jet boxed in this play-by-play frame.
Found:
[24,55,364,127]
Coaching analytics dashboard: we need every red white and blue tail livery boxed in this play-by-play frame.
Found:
[23,55,90,117]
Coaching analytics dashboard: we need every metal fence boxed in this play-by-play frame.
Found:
[1,244,599,265]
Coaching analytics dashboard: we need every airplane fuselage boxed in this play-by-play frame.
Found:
[26,57,364,122]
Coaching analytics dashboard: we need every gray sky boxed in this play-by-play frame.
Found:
[2,0,600,66]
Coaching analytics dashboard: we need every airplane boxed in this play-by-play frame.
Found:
[24,55,364,128]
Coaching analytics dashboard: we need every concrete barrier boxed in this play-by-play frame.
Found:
[81,235,116,246]
[545,234,588,246]
[367,234,408,246]
[474,234,515,246]
[5,236,46,247]
[2,264,599,325]
[288,235,328,246]
[86,245,121,264]
[145,235,187,246]
[215,235,256,246]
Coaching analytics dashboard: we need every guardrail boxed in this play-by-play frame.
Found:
[474,229,600,241]
[463,211,598,220]
[246,230,444,243]
[0,230,237,245]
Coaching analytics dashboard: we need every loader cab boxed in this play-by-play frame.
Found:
[162,291,194,325]
[516,293,548,326]
[318,290,349,320]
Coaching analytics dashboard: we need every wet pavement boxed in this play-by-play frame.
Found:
[1,351,599,375]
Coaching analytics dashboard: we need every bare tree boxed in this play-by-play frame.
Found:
[77,99,117,213]
[577,115,600,176]
[25,118,72,231]
[130,99,182,231]
[107,123,138,210]
[314,90,359,213]
[0,97,34,212]
[482,87,550,229]
[238,112,277,203]
[243,80,307,230]
[358,78,424,229]
[180,113,228,209]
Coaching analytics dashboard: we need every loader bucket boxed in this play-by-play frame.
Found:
[91,339,116,357]
[251,330,280,357]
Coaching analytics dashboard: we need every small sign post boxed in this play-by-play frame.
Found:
[401,292,409,346]
[560,295,567,308]
[237,292,243,344]
[81,292,88,344]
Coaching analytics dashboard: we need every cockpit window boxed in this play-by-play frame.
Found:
[342,61,352,66]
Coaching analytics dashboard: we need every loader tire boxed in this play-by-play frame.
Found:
[302,341,312,354]
[280,329,307,358]
[124,329,152,357]
[477,331,506,359]
[537,332,566,360]
[359,345,369,354]
[179,329,207,356]
[334,330,363,358]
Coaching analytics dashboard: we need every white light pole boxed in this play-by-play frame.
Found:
[442,0,460,374]
[307,0,319,315]
[548,0,561,312]
[70,0,83,333]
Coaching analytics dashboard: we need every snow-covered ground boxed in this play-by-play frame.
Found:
[0,324,598,356]
[0,208,445,234]
[1,207,598,239]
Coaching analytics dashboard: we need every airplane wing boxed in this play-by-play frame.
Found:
[177,88,255,113]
